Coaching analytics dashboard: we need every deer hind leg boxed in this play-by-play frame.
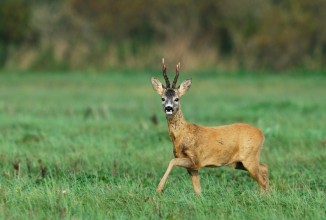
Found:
[259,163,269,191]
[156,158,194,194]
[187,169,201,195]
[242,160,268,191]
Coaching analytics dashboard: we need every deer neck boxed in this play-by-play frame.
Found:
[166,106,188,139]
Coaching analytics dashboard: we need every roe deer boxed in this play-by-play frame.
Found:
[151,59,269,195]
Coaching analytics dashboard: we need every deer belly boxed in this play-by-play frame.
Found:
[200,145,240,167]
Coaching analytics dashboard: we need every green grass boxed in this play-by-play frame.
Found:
[0,71,325,219]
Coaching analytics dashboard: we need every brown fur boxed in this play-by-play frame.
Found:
[151,70,269,195]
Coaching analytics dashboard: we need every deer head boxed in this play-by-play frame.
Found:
[151,58,192,117]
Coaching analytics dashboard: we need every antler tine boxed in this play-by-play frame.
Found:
[162,58,170,88]
[172,62,180,88]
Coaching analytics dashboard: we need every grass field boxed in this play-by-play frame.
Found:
[0,70,325,219]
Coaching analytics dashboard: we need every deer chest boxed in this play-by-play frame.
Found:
[171,135,197,160]
[173,145,186,158]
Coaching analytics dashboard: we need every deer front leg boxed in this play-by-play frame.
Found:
[188,169,201,195]
[157,158,194,193]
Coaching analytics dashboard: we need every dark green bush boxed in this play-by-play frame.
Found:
[0,0,33,66]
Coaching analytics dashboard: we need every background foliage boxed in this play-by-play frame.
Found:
[0,0,325,70]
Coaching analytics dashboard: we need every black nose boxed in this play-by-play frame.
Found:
[165,106,173,112]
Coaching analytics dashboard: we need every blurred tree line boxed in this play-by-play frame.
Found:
[0,0,325,71]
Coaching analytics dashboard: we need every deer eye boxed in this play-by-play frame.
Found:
[174,98,179,102]
[161,98,165,101]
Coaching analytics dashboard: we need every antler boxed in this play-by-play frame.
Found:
[172,62,180,89]
[162,58,170,88]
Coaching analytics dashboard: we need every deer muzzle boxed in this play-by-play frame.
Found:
[165,106,174,115]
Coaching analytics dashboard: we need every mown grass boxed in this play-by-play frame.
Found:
[0,70,325,219]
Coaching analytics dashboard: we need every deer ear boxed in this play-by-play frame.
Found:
[178,79,192,97]
[151,77,164,96]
